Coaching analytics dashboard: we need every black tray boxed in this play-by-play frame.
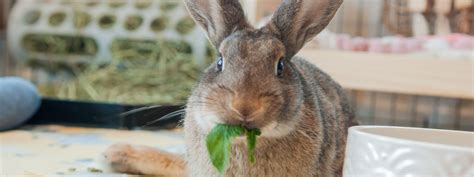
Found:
[27,98,185,130]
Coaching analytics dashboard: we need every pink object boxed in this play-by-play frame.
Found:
[405,38,423,52]
[451,36,474,50]
[352,37,369,51]
[342,40,354,51]
[368,39,384,53]
[445,33,469,44]
[315,32,472,54]
[392,37,423,53]
[391,38,407,53]
[336,35,351,50]
[369,38,393,53]
[381,39,393,53]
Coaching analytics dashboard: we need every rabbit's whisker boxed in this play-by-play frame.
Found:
[141,109,186,128]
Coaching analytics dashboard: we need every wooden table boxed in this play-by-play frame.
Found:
[0,125,185,176]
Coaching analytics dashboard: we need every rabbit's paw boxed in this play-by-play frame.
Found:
[103,143,141,174]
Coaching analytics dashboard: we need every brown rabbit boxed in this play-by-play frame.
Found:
[104,0,357,176]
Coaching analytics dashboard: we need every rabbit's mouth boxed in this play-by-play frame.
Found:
[192,107,294,138]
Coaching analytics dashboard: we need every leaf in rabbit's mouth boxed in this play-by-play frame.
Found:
[246,128,261,163]
[206,124,261,173]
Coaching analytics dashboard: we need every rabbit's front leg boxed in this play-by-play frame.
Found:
[104,143,187,176]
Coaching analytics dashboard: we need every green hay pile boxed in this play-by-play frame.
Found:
[124,15,144,31]
[37,40,214,105]
[176,17,196,35]
[108,0,126,8]
[49,12,66,26]
[98,14,116,29]
[160,2,179,11]
[23,7,214,105]
[150,16,169,32]
[135,0,152,9]
[22,34,98,55]
[74,11,92,29]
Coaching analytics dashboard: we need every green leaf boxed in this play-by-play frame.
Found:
[246,128,261,164]
[206,124,245,173]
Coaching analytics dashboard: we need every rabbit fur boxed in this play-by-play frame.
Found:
[104,0,358,176]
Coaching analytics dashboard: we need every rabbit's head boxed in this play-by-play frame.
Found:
[185,0,342,137]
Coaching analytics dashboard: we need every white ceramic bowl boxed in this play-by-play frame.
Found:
[343,126,474,177]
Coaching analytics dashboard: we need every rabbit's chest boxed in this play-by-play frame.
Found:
[187,137,320,177]
[226,147,318,177]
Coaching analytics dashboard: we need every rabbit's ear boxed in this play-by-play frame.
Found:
[264,0,343,58]
[184,0,250,48]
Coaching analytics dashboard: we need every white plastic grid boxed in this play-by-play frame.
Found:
[8,0,208,64]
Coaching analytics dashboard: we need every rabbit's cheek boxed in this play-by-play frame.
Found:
[260,121,277,135]
[260,121,295,138]
[193,110,221,133]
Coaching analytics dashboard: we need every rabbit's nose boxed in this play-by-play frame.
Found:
[239,107,252,120]
[230,98,261,122]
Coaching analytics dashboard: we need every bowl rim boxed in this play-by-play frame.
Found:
[348,126,474,153]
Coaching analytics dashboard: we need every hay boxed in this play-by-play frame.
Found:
[98,14,116,29]
[49,12,66,26]
[73,11,91,29]
[124,15,144,31]
[22,34,98,55]
[23,6,214,105]
[108,0,126,8]
[160,2,179,11]
[176,17,196,35]
[37,39,215,105]
[150,16,169,32]
[135,0,152,9]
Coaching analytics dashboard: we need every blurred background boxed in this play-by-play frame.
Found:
[0,0,473,131]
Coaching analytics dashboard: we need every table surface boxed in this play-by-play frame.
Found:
[0,125,185,176]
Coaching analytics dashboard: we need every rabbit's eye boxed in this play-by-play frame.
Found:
[276,58,284,77]
[217,57,224,72]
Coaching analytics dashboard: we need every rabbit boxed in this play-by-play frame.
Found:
[104,0,358,176]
